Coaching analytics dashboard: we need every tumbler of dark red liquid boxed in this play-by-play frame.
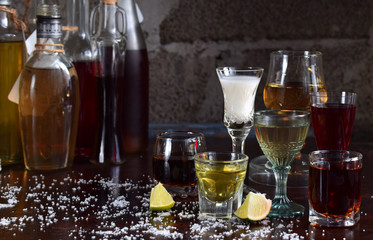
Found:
[152,131,207,198]
[308,150,362,227]
[310,92,357,150]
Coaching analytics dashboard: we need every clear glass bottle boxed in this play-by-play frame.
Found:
[64,0,98,160]
[90,0,126,164]
[118,0,149,153]
[19,4,80,170]
[0,0,24,166]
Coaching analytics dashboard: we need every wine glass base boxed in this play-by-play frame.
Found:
[248,155,309,188]
[269,200,305,217]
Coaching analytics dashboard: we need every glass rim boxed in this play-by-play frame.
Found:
[310,91,357,97]
[216,66,264,72]
[157,130,205,140]
[271,50,322,57]
[194,151,249,164]
[309,150,363,162]
[254,110,310,118]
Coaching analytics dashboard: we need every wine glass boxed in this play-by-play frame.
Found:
[254,110,310,216]
[216,67,263,153]
[263,50,326,110]
[249,51,326,187]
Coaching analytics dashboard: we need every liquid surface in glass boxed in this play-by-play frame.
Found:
[153,153,196,187]
[311,103,356,150]
[255,121,309,166]
[195,162,246,203]
[220,75,261,125]
[309,161,362,217]
[263,82,327,110]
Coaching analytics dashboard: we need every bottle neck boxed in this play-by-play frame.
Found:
[117,0,146,50]
[36,16,63,52]
[0,8,9,29]
[66,0,90,37]
[98,3,118,37]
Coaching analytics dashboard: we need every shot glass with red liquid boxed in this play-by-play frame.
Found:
[308,150,362,227]
[152,131,207,198]
[310,91,357,150]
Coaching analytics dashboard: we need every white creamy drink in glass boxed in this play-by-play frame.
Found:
[217,67,263,153]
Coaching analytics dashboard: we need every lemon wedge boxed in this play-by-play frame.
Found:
[234,192,272,221]
[149,183,175,211]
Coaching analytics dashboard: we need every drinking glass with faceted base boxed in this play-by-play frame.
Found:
[152,131,207,198]
[254,110,310,217]
[216,67,263,153]
[310,92,357,150]
[195,152,248,218]
[309,150,362,227]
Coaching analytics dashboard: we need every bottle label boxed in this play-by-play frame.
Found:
[37,17,62,38]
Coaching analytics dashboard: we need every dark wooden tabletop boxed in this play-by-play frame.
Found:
[0,124,372,239]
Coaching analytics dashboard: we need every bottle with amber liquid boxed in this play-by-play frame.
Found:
[19,4,80,170]
[0,0,24,166]
[64,0,97,160]
[90,0,126,164]
[118,0,149,153]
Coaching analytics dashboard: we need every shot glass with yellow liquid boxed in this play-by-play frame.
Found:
[194,152,249,218]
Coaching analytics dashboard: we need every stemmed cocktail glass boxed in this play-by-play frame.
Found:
[216,67,263,153]
[254,110,310,216]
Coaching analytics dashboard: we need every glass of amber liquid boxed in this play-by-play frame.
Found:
[308,150,362,227]
[152,131,207,198]
[194,152,249,218]
[263,50,326,110]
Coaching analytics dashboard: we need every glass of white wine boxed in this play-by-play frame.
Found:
[216,67,263,153]
[254,110,310,216]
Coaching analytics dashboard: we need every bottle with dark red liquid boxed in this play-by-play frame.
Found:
[90,0,127,164]
[118,0,149,153]
[64,0,98,160]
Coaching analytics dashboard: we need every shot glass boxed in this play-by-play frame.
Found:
[194,152,249,218]
[152,131,207,198]
[310,92,357,150]
[308,150,363,227]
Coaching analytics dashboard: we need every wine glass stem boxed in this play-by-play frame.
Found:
[227,127,250,153]
[272,166,291,203]
[231,136,247,153]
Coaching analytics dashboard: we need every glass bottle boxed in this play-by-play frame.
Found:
[0,0,24,166]
[19,4,80,170]
[64,0,98,160]
[90,0,126,164]
[118,0,149,153]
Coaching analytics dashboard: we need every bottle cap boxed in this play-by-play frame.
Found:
[36,4,62,38]
[37,4,60,18]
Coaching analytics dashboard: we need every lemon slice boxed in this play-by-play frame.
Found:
[234,192,272,221]
[149,183,175,211]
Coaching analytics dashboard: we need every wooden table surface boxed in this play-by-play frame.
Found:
[0,124,372,239]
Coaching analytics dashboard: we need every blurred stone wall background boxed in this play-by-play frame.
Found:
[12,0,373,140]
